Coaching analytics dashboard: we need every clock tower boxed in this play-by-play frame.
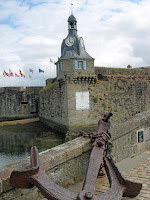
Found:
[56,14,95,78]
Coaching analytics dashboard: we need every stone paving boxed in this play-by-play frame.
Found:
[96,159,150,199]
[68,154,150,200]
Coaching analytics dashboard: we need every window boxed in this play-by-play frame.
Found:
[71,22,74,28]
[75,61,86,70]
[138,131,144,143]
[58,62,62,72]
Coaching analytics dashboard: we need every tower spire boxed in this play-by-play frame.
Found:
[71,0,73,14]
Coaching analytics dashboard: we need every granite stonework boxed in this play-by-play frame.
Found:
[0,137,91,200]
[1,110,150,199]
[0,87,43,121]
[39,66,150,135]
[110,110,150,162]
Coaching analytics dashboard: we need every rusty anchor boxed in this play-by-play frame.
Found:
[10,112,142,200]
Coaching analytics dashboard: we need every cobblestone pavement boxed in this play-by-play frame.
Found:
[96,158,150,199]
[68,153,150,200]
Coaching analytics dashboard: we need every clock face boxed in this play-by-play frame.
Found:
[65,37,74,47]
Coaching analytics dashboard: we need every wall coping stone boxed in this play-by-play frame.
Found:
[0,137,92,194]
[111,110,150,141]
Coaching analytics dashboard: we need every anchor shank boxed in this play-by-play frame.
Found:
[83,146,104,193]
[77,144,105,200]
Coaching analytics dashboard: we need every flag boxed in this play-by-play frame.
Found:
[29,69,33,73]
[29,75,32,79]
[19,69,25,78]
[49,57,53,63]
[39,69,44,73]
[15,73,19,77]
[9,69,14,77]
[4,70,10,77]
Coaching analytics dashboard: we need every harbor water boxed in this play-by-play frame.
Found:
[0,120,66,168]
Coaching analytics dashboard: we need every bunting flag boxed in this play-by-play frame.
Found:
[4,70,10,77]
[30,69,33,73]
[29,75,32,79]
[15,73,19,77]
[39,69,44,73]
[9,69,14,77]
[19,69,25,78]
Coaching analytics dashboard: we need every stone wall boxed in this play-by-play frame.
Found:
[57,59,95,78]
[39,81,69,133]
[0,110,150,200]
[67,67,150,133]
[110,110,150,161]
[0,137,92,200]
[0,87,43,121]
[39,66,150,135]
[90,67,150,125]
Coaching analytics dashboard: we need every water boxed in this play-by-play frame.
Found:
[0,121,66,168]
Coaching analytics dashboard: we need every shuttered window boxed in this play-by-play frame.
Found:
[75,60,78,69]
[74,61,86,70]
[60,62,62,71]
[58,62,62,72]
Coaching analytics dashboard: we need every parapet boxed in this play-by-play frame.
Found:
[95,66,150,76]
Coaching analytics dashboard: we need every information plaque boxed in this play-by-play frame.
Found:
[76,91,89,110]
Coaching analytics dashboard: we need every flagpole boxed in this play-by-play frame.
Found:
[29,72,30,87]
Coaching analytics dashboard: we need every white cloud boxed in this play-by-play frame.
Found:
[0,0,150,87]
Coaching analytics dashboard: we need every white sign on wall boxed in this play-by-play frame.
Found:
[76,91,89,110]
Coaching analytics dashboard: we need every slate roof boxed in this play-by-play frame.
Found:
[60,49,94,60]
[59,14,94,61]
[68,14,77,22]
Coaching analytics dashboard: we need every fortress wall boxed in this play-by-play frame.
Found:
[89,75,149,125]
[0,87,43,121]
[95,66,150,76]
[67,80,92,127]
[110,110,150,161]
[39,81,69,132]
[90,67,150,125]
[0,110,150,199]
[39,66,150,135]
[65,71,150,134]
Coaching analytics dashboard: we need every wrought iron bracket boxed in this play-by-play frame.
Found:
[10,112,142,200]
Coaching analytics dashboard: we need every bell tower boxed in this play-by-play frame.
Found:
[68,14,77,31]
[56,14,95,78]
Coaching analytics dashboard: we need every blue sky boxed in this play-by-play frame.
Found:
[0,0,150,87]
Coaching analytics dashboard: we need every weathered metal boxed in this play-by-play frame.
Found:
[10,112,142,200]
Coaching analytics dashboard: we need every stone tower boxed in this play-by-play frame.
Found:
[40,14,96,134]
[56,14,95,78]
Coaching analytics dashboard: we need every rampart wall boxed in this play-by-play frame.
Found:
[39,82,69,133]
[90,67,150,124]
[0,110,150,200]
[40,67,150,135]
[0,87,43,121]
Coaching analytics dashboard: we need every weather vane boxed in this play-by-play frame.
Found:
[71,0,73,14]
